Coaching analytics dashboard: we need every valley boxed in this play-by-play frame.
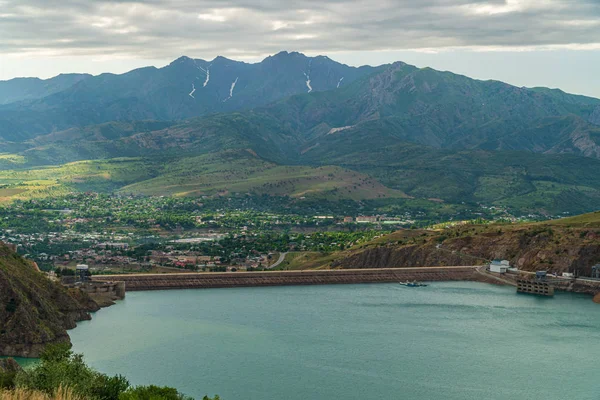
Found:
[1,51,599,290]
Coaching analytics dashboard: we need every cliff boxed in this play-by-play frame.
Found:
[0,244,99,357]
[331,212,600,274]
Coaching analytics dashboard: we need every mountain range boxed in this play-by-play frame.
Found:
[1,51,600,215]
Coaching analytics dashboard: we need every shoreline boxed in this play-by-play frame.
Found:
[12,268,599,360]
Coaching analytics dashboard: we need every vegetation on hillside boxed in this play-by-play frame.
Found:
[118,150,406,200]
[0,344,217,400]
[0,150,407,203]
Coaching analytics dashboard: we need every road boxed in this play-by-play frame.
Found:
[94,265,480,279]
[269,252,288,269]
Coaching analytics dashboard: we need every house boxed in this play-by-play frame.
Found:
[536,271,548,281]
[97,242,129,250]
[343,216,354,223]
[356,216,378,223]
[489,259,510,273]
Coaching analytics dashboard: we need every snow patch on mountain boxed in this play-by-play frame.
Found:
[223,77,239,102]
[304,59,313,93]
[328,125,354,135]
[203,67,211,87]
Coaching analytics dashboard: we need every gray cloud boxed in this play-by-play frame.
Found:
[2,0,600,60]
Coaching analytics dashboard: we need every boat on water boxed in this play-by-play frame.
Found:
[399,281,428,287]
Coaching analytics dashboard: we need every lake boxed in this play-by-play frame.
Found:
[70,282,600,400]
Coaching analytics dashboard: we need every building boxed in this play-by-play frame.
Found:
[76,264,90,283]
[343,216,354,223]
[489,259,510,273]
[536,271,547,281]
[97,242,129,250]
[356,216,378,223]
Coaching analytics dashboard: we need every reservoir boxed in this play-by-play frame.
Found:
[70,282,600,400]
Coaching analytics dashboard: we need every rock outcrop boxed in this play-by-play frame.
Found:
[0,358,21,374]
[0,244,98,357]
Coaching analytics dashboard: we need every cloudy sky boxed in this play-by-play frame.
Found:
[1,0,600,96]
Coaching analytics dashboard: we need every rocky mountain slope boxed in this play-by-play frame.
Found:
[327,212,600,274]
[2,52,600,214]
[0,52,374,141]
[11,56,600,164]
[0,244,98,357]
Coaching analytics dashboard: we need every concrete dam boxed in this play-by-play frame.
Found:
[92,266,479,291]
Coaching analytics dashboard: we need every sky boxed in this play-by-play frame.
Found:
[1,0,600,97]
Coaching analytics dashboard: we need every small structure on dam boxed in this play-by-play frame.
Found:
[76,264,90,283]
[516,279,554,296]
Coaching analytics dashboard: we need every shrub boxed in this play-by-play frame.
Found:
[119,385,194,400]
[14,344,129,400]
[13,344,214,400]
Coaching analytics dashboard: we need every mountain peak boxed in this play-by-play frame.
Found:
[170,56,193,65]
[266,51,307,60]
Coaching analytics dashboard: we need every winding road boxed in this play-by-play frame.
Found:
[269,252,288,269]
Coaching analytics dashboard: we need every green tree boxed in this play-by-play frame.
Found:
[119,385,193,400]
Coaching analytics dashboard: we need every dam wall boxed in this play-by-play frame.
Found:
[64,281,126,306]
[92,267,478,291]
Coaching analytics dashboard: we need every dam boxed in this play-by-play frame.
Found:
[92,266,479,291]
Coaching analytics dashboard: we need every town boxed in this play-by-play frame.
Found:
[0,192,560,275]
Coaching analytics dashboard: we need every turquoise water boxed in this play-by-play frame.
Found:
[70,282,600,400]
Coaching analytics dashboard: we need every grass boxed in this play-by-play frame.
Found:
[0,150,407,203]
[543,210,600,227]
[0,154,26,165]
[0,387,81,400]
[0,158,158,203]
[273,251,339,270]
[118,150,407,201]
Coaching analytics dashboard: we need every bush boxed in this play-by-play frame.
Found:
[14,343,130,400]
[91,375,130,400]
[5,298,17,314]
[13,344,211,400]
[119,385,194,400]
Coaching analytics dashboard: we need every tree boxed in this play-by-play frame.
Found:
[119,385,193,400]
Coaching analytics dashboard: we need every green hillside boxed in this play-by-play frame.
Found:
[119,150,407,200]
[0,151,407,203]
[0,158,158,202]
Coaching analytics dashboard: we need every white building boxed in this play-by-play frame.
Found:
[489,259,510,274]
